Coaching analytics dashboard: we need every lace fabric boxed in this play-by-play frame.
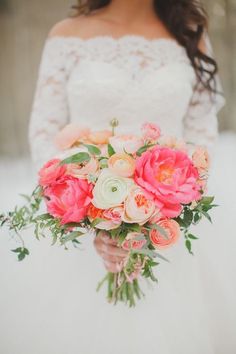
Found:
[29,35,225,168]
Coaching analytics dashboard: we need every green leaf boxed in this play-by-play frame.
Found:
[19,194,31,202]
[11,247,24,253]
[127,223,141,233]
[200,196,214,205]
[60,152,91,165]
[136,144,155,157]
[149,223,169,239]
[188,234,198,240]
[131,248,157,258]
[201,210,212,223]
[155,252,170,262]
[83,144,101,156]
[108,144,115,157]
[185,240,193,255]
[91,218,107,228]
[18,253,26,261]
[193,212,201,224]
[183,208,193,227]
[61,231,85,245]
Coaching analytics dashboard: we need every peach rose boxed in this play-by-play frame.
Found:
[66,156,99,179]
[142,122,161,142]
[122,232,147,251]
[123,186,156,224]
[109,135,144,154]
[54,124,91,150]
[87,205,123,230]
[38,159,66,187]
[192,146,210,174]
[149,219,180,249]
[88,130,112,145]
[108,153,135,178]
[159,136,187,152]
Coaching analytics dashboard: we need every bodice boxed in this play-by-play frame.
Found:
[29,35,225,167]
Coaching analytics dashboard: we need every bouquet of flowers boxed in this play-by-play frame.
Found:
[0,120,216,306]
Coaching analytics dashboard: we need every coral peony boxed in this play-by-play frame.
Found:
[39,159,66,187]
[45,176,93,224]
[135,146,201,217]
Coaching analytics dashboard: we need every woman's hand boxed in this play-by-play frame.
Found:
[94,231,129,273]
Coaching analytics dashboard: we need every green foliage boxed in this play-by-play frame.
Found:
[136,144,155,157]
[83,144,101,156]
[60,152,91,165]
[107,143,115,157]
[12,247,29,261]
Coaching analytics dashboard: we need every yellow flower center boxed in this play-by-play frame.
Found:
[156,164,175,184]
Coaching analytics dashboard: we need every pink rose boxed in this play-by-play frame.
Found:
[87,205,123,230]
[45,176,93,224]
[39,159,66,187]
[135,146,201,218]
[142,122,161,142]
[109,135,144,154]
[122,232,147,251]
[66,157,99,179]
[149,219,180,249]
[54,124,91,150]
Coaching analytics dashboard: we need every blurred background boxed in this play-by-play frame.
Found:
[0,2,236,354]
[0,0,235,158]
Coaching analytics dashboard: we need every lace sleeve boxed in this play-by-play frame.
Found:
[183,34,226,151]
[28,38,71,168]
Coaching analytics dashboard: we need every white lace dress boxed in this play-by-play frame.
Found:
[29,35,224,167]
[1,35,235,354]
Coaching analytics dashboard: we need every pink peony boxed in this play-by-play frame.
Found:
[149,219,180,249]
[39,159,66,187]
[45,176,93,224]
[135,146,201,218]
[142,122,161,141]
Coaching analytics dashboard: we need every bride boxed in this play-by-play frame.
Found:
[26,0,235,353]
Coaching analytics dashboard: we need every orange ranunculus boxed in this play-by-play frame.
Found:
[149,219,180,249]
[108,153,135,178]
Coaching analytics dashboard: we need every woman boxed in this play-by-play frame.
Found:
[28,1,234,353]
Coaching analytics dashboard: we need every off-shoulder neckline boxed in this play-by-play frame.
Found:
[46,34,182,48]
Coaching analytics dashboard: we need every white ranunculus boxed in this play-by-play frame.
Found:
[92,169,133,209]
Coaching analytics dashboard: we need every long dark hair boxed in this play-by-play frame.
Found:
[72,0,218,93]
